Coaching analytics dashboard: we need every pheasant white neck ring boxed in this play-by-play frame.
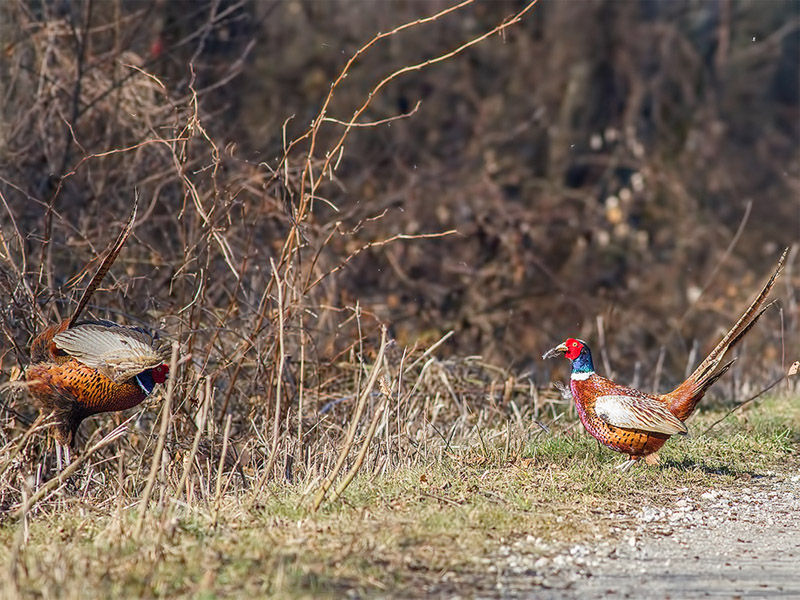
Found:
[571,370,594,380]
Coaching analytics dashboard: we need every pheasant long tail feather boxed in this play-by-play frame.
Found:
[68,198,138,328]
[689,248,786,384]
[667,248,787,417]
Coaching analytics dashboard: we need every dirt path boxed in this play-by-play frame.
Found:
[486,470,800,599]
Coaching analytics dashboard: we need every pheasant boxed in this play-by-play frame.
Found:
[542,250,786,470]
[23,202,169,467]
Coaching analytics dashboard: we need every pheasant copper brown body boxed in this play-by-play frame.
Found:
[25,318,169,447]
[543,250,786,468]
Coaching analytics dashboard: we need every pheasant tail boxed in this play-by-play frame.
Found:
[68,198,138,327]
[667,248,787,418]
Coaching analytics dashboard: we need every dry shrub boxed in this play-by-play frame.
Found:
[0,0,559,517]
[0,0,797,520]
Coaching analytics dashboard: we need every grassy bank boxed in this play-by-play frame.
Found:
[1,393,797,599]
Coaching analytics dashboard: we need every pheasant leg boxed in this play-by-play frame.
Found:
[55,443,63,471]
[55,443,71,471]
[615,457,637,472]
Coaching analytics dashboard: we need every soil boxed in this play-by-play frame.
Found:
[481,469,800,599]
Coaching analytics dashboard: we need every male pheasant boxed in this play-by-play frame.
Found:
[23,202,169,467]
[542,250,786,469]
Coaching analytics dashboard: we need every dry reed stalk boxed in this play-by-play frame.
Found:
[405,331,454,373]
[212,414,233,527]
[157,378,211,538]
[134,341,179,537]
[311,325,388,512]
[114,447,125,534]
[5,481,28,599]
[297,312,306,460]
[247,258,288,503]
[0,413,48,480]
[596,315,613,378]
[652,345,666,393]
[684,339,700,378]
[327,375,394,504]
[703,372,790,435]
[677,201,753,330]
[395,352,408,463]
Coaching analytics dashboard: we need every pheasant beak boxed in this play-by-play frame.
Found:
[542,342,568,360]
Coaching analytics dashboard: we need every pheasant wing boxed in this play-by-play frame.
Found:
[594,394,687,435]
[53,323,168,383]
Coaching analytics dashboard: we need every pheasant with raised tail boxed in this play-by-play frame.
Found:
[23,201,169,468]
[542,250,787,470]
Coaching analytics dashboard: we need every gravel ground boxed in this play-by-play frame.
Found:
[481,470,800,599]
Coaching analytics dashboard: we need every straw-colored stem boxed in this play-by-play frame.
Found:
[246,258,287,507]
[329,394,388,504]
[134,341,179,537]
[158,378,211,537]
[311,325,388,512]
[212,414,233,527]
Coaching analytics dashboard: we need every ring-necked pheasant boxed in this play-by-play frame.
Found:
[542,250,787,470]
[23,202,169,467]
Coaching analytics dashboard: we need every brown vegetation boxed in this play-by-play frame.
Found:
[0,0,797,532]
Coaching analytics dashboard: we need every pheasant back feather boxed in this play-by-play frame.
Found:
[53,322,168,383]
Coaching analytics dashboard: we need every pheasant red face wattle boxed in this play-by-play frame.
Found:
[152,363,169,384]
[563,338,584,361]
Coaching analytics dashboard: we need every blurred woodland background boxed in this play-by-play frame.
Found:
[0,0,798,423]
